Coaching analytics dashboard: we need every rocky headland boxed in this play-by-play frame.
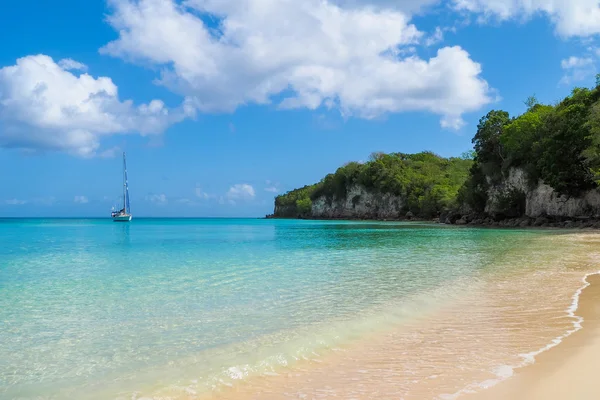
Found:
[270,85,600,229]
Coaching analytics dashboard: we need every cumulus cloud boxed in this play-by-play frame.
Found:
[73,195,89,204]
[561,56,594,69]
[331,0,440,14]
[98,146,122,158]
[452,0,600,37]
[424,26,445,46]
[560,55,596,85]
[58,58,88,71]
[226,184,256,200]
[100,0,493,129]
[0,54,194,156]
[195,186,213,199]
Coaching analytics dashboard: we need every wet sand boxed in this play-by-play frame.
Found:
[469,273,600,400]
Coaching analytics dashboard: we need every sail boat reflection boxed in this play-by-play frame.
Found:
[114,222,131,246]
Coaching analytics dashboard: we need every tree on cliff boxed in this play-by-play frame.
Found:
[274,152,472,219]
[461,82,600,215]
[472,110,510,182]
[274,82,600,221]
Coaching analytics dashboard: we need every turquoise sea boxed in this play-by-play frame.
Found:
[0,218,596,399]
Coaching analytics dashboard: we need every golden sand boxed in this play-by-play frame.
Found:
[468,273,600,400]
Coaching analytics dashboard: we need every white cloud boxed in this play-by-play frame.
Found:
[226,184,256,200]
[176,198,195,205]
[58,58,88,71]
[452,0,600,37]
[264,180,281,193]
[101,0,493,129]
[73,195,89,204]
[560,55,596,85]
[561,56,594,69]
[195,186,212,199]
[146,193,168,205]
[5,198,27,205]
[0,54,194,156]
[440,115,467,130]
[331,0,440,14]
[98,146,122,158]
[424,26,445,46]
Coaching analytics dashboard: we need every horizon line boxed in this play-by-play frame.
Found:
[0,216,267,220]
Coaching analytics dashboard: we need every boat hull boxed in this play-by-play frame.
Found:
[112,215,132,222]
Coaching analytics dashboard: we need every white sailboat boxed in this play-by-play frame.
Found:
[111,152,132,222]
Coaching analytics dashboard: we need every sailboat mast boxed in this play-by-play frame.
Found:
[122,152,126,212]
[125,153,130,214]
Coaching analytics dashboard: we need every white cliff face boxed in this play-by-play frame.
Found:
[277,169,600,220]
[311,185,404,219]
[485,168,528,215]
[487,168,600,218]
[526,183,600,217]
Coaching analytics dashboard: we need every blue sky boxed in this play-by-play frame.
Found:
[1,0,599,217]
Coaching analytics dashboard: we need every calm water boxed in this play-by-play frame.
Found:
[0,219,593,399]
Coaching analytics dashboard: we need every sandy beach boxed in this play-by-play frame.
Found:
[182,233,600,400]
[6,226,600,400]
[467,273,600,400]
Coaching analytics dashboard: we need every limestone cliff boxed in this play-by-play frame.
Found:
[310,185,404,219]
[485,168,600,219]
[270,168,600,226]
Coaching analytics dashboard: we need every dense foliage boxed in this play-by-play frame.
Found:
[274,185,318,217]
[461,83,600,214]
[274,152,473,218]
[275,81,600,220]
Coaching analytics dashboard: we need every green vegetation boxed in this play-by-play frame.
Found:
[275,81,600,220]
[461,82,600,214]
[274,152,473,218]
[274,185,318,217]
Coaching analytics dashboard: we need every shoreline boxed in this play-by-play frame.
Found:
[265,215,600,230]
[467,272,600,399]
[184,233,600,400]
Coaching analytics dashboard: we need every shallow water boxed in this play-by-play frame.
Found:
[0,219,598,399]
